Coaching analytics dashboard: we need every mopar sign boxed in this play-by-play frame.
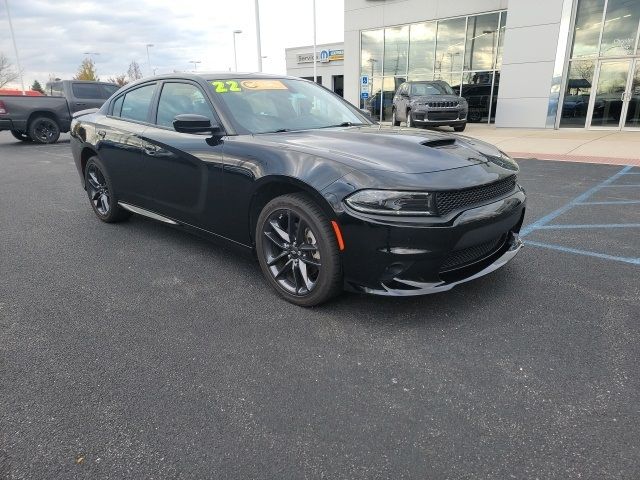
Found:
[297,49,344,64]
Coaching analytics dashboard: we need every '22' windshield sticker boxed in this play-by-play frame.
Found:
[211,79,288,93]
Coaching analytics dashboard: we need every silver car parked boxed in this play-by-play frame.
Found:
[392,80,468,132]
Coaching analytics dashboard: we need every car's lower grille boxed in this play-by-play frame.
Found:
[427,111,459,121]
[440,235,505,272]
[427,101,459,108]
[436,175,518,216]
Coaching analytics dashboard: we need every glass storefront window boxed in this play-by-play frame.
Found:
[361,30,384,77]
[570,0,605,58]
[559,60,595,127]
[460,71,495,123]
[363,77,384,120]
[496,13,507,69]
[600,0,640,57]
[382,77,406,121]
[435,17,466,73]
[464,13,500,71]
[384,26,409,76]
[409,22,436,77]
[434,72,462,93]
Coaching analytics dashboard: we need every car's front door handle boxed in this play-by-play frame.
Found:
[97,130,106,138]
[75,102,87,106]
[143,145,158,156]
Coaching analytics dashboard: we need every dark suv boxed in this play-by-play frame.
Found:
[392,80,467,132]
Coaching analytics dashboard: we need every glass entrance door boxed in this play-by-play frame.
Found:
[588,60,630,129]
[588,59,640,130]
[623,60,640,129]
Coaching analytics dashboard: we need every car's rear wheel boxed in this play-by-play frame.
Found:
[28,117,60,144]
[85,156,131,223]
[10,130,32,142]
[406,110,413,128]
[256,193,343,306]
[391,108,400,126]
[454,123,467,132]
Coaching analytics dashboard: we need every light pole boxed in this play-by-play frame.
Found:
[3,0,25,94]
[312,0,317,83]
[146,44,154,76]
[254,0,262,72]
[232,30,242,71]
[189,60,201,71]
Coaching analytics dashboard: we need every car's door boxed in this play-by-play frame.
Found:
[139,80,225,230]
[98,82,158,210]
[68,82,107,113]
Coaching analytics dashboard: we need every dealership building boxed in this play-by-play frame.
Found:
[285,42,345,96]
[335,0,640,130]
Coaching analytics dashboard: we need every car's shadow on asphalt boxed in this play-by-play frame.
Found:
[120,213,514,327]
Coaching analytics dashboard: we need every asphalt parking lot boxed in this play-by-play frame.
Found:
[1,132,638,479]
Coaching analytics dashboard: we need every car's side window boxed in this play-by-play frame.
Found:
[156,82,215,128]
[118,84,156,123]
[112,95,124,117]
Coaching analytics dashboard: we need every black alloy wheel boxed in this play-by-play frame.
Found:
[10,130,32,142]
[84,156,131,223]
[28,117,60,144]
[256,193,342,306]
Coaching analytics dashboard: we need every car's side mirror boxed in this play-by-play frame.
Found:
[173,114,221,135]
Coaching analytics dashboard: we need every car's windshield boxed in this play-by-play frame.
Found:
[208,78,369,134]
[411,82,454,96]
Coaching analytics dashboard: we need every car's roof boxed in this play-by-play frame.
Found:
[128,71,304,85]
[407,80,447,84]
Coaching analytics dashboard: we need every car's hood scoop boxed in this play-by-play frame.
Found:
[256,126,496,174]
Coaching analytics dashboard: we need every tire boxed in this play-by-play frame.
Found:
[28,116,60,144]
[10,130,32,142]
[468,110,482,123]
[84,156,131,223]
[406,110,413,128]
[391,108,400,126]
[256,193,343,306]
[454,123,467,132]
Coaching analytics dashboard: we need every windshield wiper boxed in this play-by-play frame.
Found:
[260,128,292,133]
[318,122,366,129]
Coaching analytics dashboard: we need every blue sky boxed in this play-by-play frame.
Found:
[0,0,344,87]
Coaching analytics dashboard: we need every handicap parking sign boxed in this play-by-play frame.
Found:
[361,76,369,86]
[361,92,369,99]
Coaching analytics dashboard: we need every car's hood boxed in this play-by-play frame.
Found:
[254,125,507,174]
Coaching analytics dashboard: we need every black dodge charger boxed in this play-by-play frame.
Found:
[70,73,525,306]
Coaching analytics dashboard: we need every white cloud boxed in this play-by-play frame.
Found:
[0,0,344,88]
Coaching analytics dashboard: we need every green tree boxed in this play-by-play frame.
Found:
[74,57,99,81]
[31,79,44,93]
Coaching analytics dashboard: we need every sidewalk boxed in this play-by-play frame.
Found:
[460,124,640,166]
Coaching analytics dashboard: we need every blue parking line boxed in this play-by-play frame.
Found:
[537,224,640,229]
[520,165,633,237]
[526,241,640,266]
[601,184,640,187]
[576,200,640,205]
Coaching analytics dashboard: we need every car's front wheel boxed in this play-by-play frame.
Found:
[406,110,413,128]
[454,123,467,132]
[10,130,32,142]
[256,193,343,306]
[391,108,400,126]
[85,156,131,223]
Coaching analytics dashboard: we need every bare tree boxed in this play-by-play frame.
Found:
[108,74,128,86]
[0,53,19,88]
[127,61,143,82]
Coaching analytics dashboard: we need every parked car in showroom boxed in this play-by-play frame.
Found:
[0,80,118,143]
[392,80,468,131]
[70,73,525,306]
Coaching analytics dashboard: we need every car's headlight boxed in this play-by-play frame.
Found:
[345,190,436,216]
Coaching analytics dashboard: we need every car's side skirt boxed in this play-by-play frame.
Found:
[118,202,178,225]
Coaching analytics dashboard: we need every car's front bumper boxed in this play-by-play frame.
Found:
[337,189,526,296]
[410,108,467,126]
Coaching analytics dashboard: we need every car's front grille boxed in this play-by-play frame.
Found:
[427,111,460,121]
[440,235,506,272]
[427,101,459,108]
[436,175,518,216]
